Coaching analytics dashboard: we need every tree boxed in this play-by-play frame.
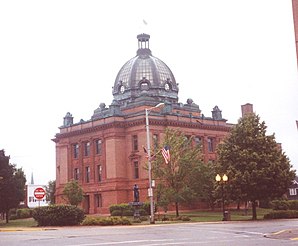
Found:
[46,180,56,205]
[0,150,26,223]
[152,128,207,216]
[217,113,296,220]
[63,180,84,206]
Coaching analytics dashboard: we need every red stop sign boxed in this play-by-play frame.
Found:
[34,187,46,200]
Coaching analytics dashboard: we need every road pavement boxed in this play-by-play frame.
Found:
[1,219,298,245]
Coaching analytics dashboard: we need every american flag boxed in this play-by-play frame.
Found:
[161,146,170,164]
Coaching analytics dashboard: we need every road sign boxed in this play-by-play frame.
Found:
[34,187,46,200]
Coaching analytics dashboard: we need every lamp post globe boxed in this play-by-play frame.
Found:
[215,173,229,221]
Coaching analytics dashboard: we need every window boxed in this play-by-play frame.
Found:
[73,143,79,158]
[194,136,202,146]
[85,166,90,183]
[74,168,80,180]
[95,139,102,155]
[84,142,90,156]
[94,194,102,207]
[207,137,215,152]
[289,188,297,196]
[140,82,149,90]
[132,135,138,151]
[133,161,139,179]
[97,165,102,182]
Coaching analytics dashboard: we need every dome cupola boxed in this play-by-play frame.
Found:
[113,34,179,105]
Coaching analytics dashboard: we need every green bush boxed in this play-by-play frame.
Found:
[270,200,298,211]
[81,217,102,226]
[81,216,131,226]
[111,210,122,216]
[139,208,148,216]
[178,216,191,221]
[270,200,290,210]
[288,200,298,210]
[9,214,18,220]
[16,208,32,219]
[264,210,298,219]
[122,209,134,216]
[109,204,129,215]
[32,205,85,226]
[109,202,151,217]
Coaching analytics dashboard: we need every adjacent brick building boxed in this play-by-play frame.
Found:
[53,34,249,214]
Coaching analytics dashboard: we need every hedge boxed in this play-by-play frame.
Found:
[270,200,298,210]
[32,205,85,226]
[81,216,131,226]
[264,210,298,219]
[16,208,32,219]
[109,202,149,217]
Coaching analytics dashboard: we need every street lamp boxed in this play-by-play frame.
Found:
[215,174,228,221]
[145,102,164,224]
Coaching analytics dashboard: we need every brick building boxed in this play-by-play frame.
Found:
[53,34,247,214]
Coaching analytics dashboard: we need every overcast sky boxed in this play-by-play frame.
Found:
[1,0,298,185]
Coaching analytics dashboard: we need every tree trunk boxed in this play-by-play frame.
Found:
[252,200,257,220]
[175,202,179,217]
[5,210,9,223]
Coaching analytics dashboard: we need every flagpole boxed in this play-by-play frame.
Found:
[145,102,164,224]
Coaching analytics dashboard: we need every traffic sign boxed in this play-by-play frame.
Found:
[34,187,46,200]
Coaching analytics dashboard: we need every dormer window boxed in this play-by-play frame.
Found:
[164,83,170,91]
[140,82,149,90]
[119,85,125,93]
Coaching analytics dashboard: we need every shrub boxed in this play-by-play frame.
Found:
[9,214,18,220]
[109,202,152,217]
[81,216,131,226]
[81,217,102,226]
[178,216,191,221]
[270,200,289,210]
[288,200,298,210]
[16,208,32,219]
[264,210,298,219]
[109,204,129,215]
[139,209,148,216]
[122,209,134,216]
[32,205,85,226]
[132,218,142,223]
[111,210,122,216]
[140,216,148,221]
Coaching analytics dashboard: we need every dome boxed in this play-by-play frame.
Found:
[113,34,179,105]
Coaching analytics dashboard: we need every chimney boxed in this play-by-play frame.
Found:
[241,103,253,117]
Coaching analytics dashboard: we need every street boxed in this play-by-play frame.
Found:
[1,219,298,246]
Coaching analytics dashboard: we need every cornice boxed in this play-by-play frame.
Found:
[53,117,231,141]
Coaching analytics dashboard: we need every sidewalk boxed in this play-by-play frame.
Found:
[0,227,57,232]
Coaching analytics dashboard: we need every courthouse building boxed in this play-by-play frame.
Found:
[53,33,249,214]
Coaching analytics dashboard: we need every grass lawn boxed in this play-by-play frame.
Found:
[0,218,37,228]
[181,208,272,222]
[0,208,273,228]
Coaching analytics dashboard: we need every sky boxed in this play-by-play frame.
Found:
[0,0,298,185]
